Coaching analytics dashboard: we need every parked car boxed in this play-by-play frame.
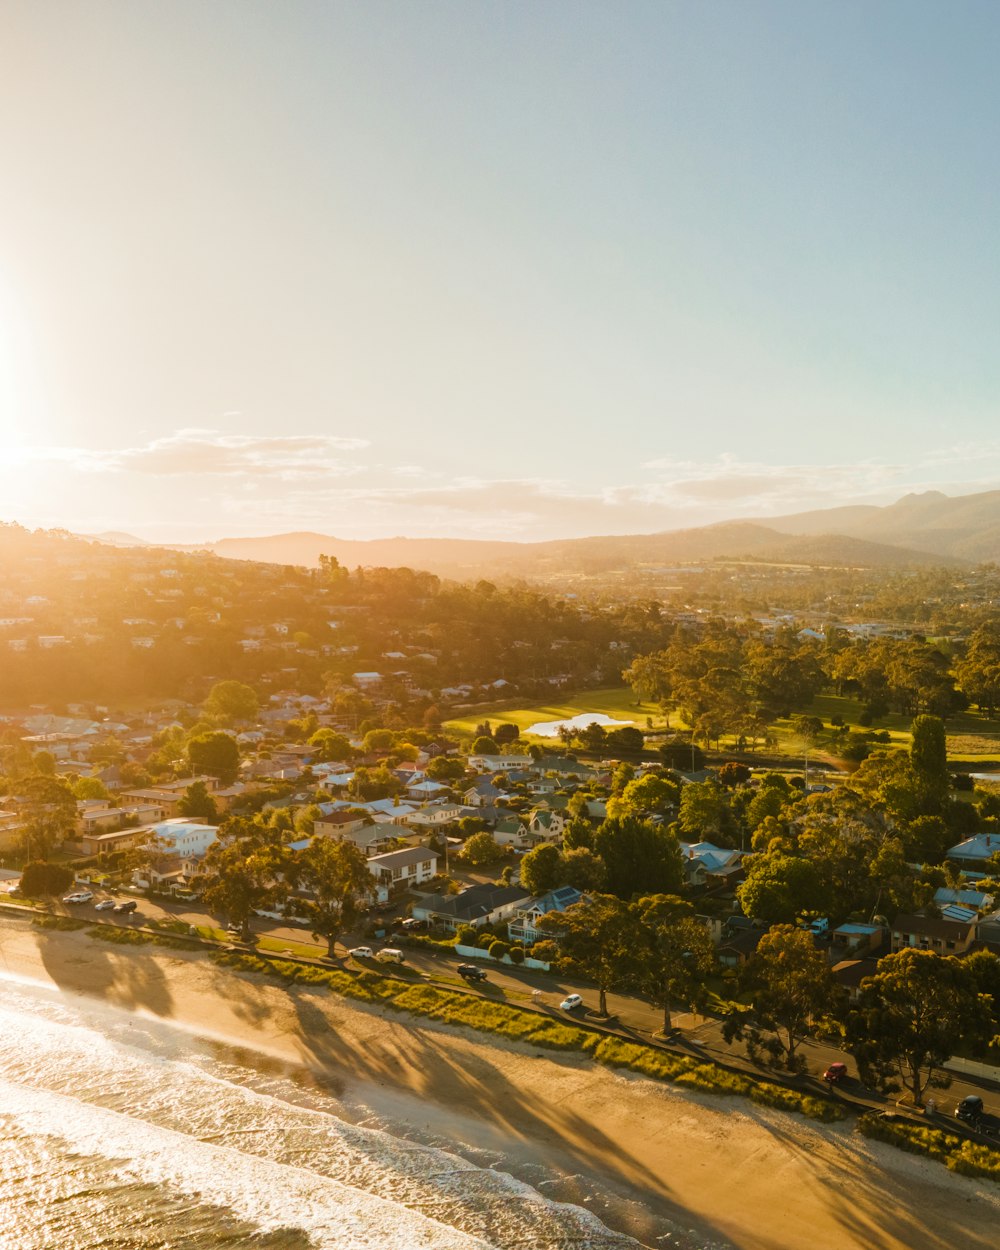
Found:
[400,918,426,932]
[559,993,584,1012]
[63,891,94,904]
[376,948,405,965]
[823,1063,848,1084]
[113,900,138,914]
[94,899,116,912]
[348,946,374,959]
[956,1095,985,1124]
[457,963,488,982]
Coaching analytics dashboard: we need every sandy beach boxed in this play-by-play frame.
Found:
[1,913,998,1250]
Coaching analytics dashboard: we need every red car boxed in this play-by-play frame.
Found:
[823,1062,848,1084]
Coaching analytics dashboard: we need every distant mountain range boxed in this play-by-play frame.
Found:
[83,488,1000,578]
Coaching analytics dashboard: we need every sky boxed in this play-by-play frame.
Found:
[3,0,1000,543]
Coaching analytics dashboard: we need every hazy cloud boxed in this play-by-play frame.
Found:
[103,428,369,477]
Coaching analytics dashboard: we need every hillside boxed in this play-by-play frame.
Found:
[163,517,965,579]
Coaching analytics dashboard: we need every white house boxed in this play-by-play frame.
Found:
[468,754,533,773]
[149,818,219,858]
[367,846,439,901]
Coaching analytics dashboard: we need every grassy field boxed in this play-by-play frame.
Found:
[444,686,668,738]
[447,685,1000,763]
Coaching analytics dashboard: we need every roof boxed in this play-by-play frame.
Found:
[367,846,437,871]
[892,913,975,940]
[946,834,1000,861]
[425,883,531,922]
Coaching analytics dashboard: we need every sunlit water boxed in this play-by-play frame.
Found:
[0,975,727,1249]
[524,713,636,739]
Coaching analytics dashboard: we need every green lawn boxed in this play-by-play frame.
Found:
[446,684,1000,763]
[444,686,667,738]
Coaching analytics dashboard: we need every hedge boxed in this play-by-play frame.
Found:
[858,1112,1000,1182]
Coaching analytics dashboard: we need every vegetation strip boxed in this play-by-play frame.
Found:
[858,1112,1000,1182]
[211,950,844,1122]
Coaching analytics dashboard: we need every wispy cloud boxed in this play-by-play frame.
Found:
[25,429,370,479]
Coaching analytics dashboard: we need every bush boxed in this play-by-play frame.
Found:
[90,926,151,945]
[20,861,74,898]
[508,946,525,965]
[455,923,478,947]
[488,939,511,961]
[31,914,89,931]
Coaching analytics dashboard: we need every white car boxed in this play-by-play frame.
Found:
[94,899,116,911]
[63,891,94,904]
[348,946,374,959]
[559,993,584,1012]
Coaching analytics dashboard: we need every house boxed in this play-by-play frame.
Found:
[832,958,880,1003]
[678,842,743,888]
[973,907,1000,947]
[149,818,219,858]
[366,846,439,900]
[352,672,383,687]
[463,780,505,807]
[80,826,152,857]
[493,816,531,849]
[934,887,995,912]
[508,886,583,945]
[314,813,369,839]
[405,801,467,827]
[527,808,567,841]
[412,883,532,931]
[946,833,1000,870]
[337,822,409,856]
[890,912,977,955]
[468,754,533,773]
[829,922,885,960]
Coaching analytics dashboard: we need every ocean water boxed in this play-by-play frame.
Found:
[0,977,721,1250]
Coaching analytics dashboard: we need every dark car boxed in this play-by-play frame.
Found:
[823,1063,848,1084]
[956,1095,985,1124]
[113,900,138,914]
[457,963,488,983]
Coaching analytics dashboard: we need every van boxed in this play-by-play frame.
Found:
[376,947,405,965]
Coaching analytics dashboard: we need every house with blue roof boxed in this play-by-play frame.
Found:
[508,886,584,945]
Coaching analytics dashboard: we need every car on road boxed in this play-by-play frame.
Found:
[559,993,584,1012]
[113,900,138,914]
[457,963,488,982]
[823,1062,848,1084]
[376,948,405,965]
[956,1095,985,1125]
[348,946,374,959]
[94,899,116,912]
[63,891,94,904]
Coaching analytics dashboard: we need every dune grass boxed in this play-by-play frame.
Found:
[858,1112,1000,1183]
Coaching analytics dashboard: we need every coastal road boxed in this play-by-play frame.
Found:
[68,889,1000,1118]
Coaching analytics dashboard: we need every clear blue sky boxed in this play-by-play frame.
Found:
[2,1,1000,540]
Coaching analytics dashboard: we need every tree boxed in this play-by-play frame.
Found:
[736,853,827,924]
[593,816,684,900]
[178,780,219,823]
[718,761,751,789]
[494,722,520,745]
[17,774,77,859]
[19,859,73,897]
[606,726,644,753]
[846,949,993,1106]
[472,736,498,754]
[910,714,949,815]
[308,728,354,762]
[362,728,396,753]
[561,845,606,890]
[187,730,240,784]
[677,779,736,844]
[297,837,374,956]
[459,831,505,866]
[426,755,467,783]
[724,925,839,1070]
[633,894,716,1033]
[538,893,642,1015]
[658,738,703,771]
[610,773,680,820]
[193,818,288,942]
[72,776,111,801]
[956,622,1000,715]
[203,680,259,725]
[519,843,562,895]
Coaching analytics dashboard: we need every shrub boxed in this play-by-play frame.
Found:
[508,946,525,965]
[31,914,89,932]
[488,939,511,961]
[455,923,478,946]
[90,926,151,946]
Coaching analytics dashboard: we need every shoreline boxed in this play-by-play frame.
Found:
[2,914,1000,1250]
